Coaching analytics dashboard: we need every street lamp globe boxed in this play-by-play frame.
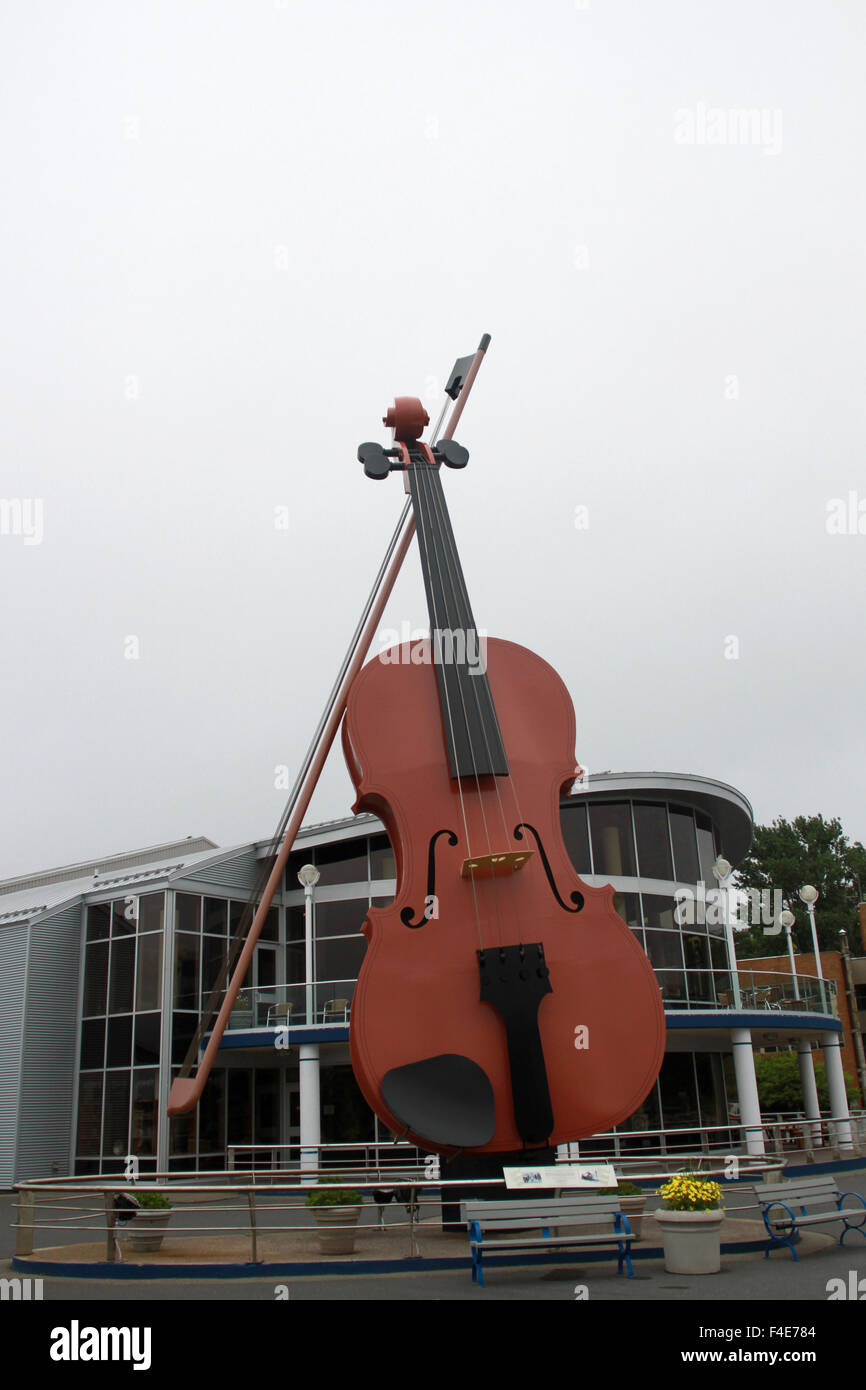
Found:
[779,909,795,930]
[798,884,819,905]
[712,856,732,881]
[297,864,320,888]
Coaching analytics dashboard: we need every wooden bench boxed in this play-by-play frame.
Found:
[462,1195,636,1287]
[754,1177,866,1261]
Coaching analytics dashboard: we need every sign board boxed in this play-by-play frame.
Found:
[503,1163,617,1190]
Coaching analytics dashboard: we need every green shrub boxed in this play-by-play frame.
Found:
[305,1174,362,1207]
[134,1191,172,1211]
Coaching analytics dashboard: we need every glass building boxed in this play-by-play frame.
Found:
[0,773,850,1183]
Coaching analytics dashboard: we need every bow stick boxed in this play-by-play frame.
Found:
[167,334,491,1116]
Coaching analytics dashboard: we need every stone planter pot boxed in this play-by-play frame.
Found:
[127,1211,171,1253]
[311,1206,361,1255]
[656,1208,724,1274]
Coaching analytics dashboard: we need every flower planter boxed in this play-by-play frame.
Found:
[312,1206,361,1255]
[127,1211,171,1253]
[656,1208,724,1274]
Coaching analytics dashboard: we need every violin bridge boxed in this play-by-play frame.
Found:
[460,850,533,880]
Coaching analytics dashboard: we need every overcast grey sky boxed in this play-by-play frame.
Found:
[2,0,864,879]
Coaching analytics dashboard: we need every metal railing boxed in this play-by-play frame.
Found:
[659,968,837,1014]
[214,970,837,1032]
[220,980,356,1030]
[12,1149,793,1266]
[227,1140,424,1174]
[562,1112,866,1163]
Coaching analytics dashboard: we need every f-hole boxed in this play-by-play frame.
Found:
[513,823,584,914]
[401,829,458,928]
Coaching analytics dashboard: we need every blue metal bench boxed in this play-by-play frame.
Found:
[755,1176,866,1260]
[461,1195,635,1287]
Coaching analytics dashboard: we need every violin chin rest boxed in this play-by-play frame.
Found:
[381,1054,496,1149]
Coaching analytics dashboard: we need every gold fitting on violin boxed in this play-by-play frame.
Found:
[460,851,533,880]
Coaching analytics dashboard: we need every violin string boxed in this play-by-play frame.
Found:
[425,462,529,949]
[408,451,485,952]
[414,452,510,953]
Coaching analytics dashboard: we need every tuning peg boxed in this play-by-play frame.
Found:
[434,439,469,470]
[358,442,393,480]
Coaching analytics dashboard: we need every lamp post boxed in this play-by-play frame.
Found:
[798,885,826,1012]
[297,864,320,1172]
[712,856,741,1008]
[778,909,800,1002]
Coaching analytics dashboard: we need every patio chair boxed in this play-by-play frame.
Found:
[321,998,350,1023]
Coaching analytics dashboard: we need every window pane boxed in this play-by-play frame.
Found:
[200,1068,225,1155]
[109,937,135,1014]
[138,892,164,933]
[227,1070,253,1145]
[102,1071,130,1157]
[204,898,226,935]
[83,941,109,1016]
[314,840,368,886]
[174,933,200,1009]
[633,803,672,880]
[315,899,367,939]
[176,893,202,934]
[172,1013,198,1067]
[695,813,717,885]
[106,1015,133,1068]
[642,894,676,929]
[131,1069,159,1158]
[76,1073,103,1155]
[589,803,636,878]
[315,934,367,981]
[286,906,305,941]
[560,803,591,874]
[135,931,162,1012]
[370,834,396,880]
[670,805,700,883]
[255,1070,279,1146]
[258,906,278,942]
[111,899,136,937]
[134,1012,161,1067]
[201,935,226,996]
[80,1018,105,1070]
[286,942,305,984]
[86,903,111,942]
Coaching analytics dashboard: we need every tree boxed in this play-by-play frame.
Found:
[732,814,866,959]
[751,1052,858,1111]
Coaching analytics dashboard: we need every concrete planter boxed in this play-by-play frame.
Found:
[127,1211,171,1253]
[311,1206,361,1254]
[657,1208,724,1274]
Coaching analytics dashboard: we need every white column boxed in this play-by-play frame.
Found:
[299,1043,321,1171]
[823,1035,854,1150]
[797,1041,823,1147]
[731,1029,765,1155]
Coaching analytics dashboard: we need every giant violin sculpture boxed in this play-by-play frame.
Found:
[344,397,666,1155]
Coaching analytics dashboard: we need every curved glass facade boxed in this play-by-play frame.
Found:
[73,778,762,1172]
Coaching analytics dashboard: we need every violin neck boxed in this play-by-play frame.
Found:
[407,453,509,781]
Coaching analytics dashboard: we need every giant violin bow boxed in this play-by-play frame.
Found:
[167,335,492,1117]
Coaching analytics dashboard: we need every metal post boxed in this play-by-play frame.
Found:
[797,1040,823,1149]
[823,1035,854,1150]
[731,1028,765,1155]
[248,1191,258,1263]
[104,1191,119,1262]
[15,1189,35,1256]
[299,1043,321,1172]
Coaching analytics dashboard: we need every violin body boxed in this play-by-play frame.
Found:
[344,634,666,1155]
